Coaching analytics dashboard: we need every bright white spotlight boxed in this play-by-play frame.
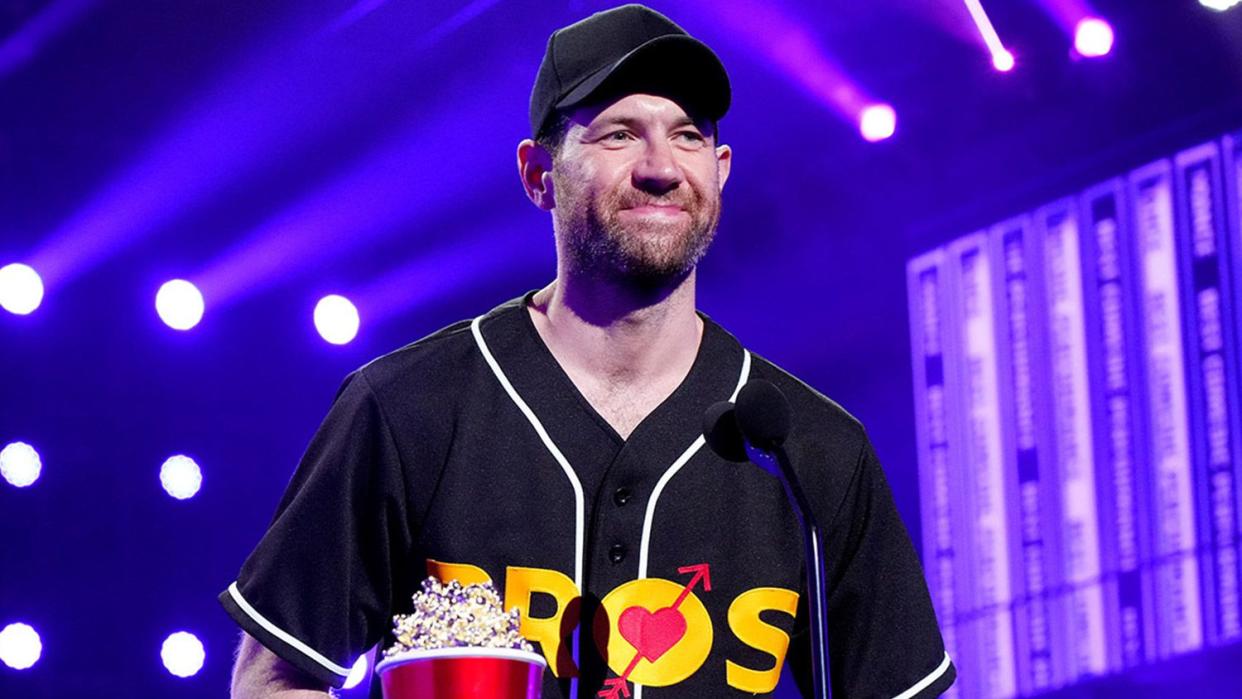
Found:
[161,631,205,678]
[156,279,204,330]
[992,48,1015,72]
[0,442,42,488]
[160,455,202,500]
[343,653,369,689]
[859,104,897,142]
[1075,18,1114,58]
[1200,0,1241,11]
[314,294,360,345]
[0,263,44,315]
[963,0,1014,73]
[0,623,42,670]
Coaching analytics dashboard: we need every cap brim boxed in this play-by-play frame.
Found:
[555,34,730,123]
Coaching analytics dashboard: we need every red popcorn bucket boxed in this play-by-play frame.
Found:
[375,647,546,699]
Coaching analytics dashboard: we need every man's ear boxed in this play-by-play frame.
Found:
[517,139,556,211]
[715,143,732,192]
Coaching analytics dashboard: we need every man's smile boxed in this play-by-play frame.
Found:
[619,204,687,218]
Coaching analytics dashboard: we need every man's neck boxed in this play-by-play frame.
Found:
[527,270,703,408]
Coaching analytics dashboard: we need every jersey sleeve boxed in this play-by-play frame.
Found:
[788,439,956,699]
[218,369,414,688]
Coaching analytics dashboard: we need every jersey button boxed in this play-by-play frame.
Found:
[613,487,633,506]
[609,544,627,564]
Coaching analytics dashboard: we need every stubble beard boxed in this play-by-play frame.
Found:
[554,173,721,286]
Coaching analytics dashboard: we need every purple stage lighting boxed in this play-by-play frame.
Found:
[314,295,360,345]
[343,653,370,690]
[0,263,44,315]
[160,631,205,678]
[688,0,884,133]
[1035,0,1115,56]
[859,104,897,142]
[963,0,1015,72]
[992,48,1016,72]
[0,442,42,488]
[28,4,502,292]
[328,0,500,44]
[27,24,367,290]
[159,455,202,500]
[0,0,99,78]
[0,623,42,670]
[27,17,339,291]
[1074,17,1114,57]
[192,75,516,313]
[352,223,542,328]
[155,280,204,331]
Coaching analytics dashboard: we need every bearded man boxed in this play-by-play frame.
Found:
[222,5,955,698]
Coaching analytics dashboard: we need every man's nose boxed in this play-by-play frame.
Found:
[631,139,684,195]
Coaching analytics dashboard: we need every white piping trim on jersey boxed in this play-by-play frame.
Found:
[470,314,585,697]
[638,349,750,580]
[470,316,585,589]
[632,349,749,699]
[892,651,952,699]
[226,581,350,677]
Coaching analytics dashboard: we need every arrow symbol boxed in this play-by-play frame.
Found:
[599,677,631,699]
[596,564,712,699]
[674,564,712,604]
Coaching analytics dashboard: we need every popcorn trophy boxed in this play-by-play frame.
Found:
[375,578,546,699]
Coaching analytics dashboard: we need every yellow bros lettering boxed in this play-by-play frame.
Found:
[505,566,581,678]
[726,587,800,693]
[427,560,580,677]
[426,559,491,586]
[426,560,799,692]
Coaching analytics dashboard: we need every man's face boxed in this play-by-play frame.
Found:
[548,93,732,284]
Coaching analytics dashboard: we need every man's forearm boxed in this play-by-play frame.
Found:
[231,632,332,699]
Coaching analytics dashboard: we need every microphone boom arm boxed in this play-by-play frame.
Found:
[743,442,833,699]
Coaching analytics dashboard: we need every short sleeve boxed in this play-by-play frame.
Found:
[788,440,956,698]
[218,370,413,688]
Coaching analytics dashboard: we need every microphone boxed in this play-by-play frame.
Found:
[701,380,832,699]
[734,379,792,451]
[702,401,747,463]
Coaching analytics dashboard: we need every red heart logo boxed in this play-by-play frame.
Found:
[617,606,686,662]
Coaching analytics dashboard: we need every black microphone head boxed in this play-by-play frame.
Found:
[734,380,792,450]
[702,401,748,462]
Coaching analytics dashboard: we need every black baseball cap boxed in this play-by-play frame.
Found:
[529,4,731,139]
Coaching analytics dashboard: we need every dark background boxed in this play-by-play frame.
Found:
[2,1,1241,696]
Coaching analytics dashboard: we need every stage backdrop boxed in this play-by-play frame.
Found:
[907,131,1242,699]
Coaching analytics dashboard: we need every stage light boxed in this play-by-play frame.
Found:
[675,0,884,139]
[161,631,205,678]
[859,104,897,142]
[0,263,44,315]
[1201,0,1241,11]
[0,442,42,488]
[992,48,1015,72]
[343,653,369,690]
[1074,17,1114,57]
[314,294,360,345]
[962,0,1015,72]
[0,623,42,670]
[159,455,202,500]
[156,279,204,330]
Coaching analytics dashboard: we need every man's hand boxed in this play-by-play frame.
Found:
[230,631,332,698]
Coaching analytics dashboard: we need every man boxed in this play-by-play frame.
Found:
[222,5,955,698]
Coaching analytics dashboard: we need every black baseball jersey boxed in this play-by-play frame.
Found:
[219,293,955,698]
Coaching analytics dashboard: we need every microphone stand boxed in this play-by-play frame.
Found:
[743,442,832,699]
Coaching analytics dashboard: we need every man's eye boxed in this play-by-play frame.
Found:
[676,131,706,143]
[605,130,634,142]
